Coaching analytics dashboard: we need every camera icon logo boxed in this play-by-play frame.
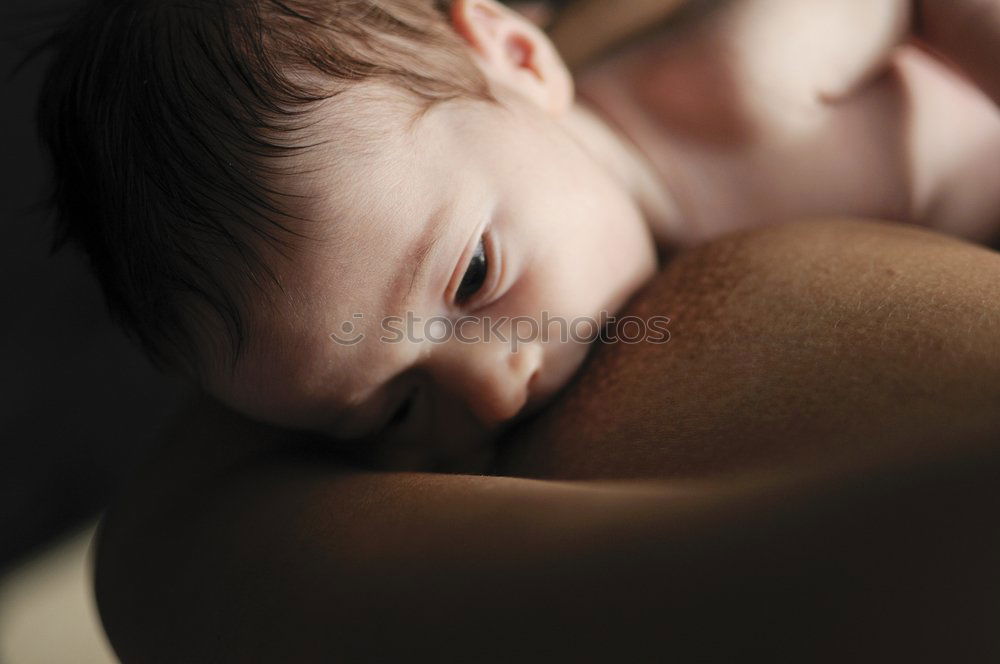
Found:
[330,313,365,346]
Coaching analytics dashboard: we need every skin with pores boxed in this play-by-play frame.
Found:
[91,3,1000,659]
[209,0,1000,470]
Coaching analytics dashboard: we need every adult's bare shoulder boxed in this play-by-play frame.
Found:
[498,219,1000,480]
[93,222,1000,662]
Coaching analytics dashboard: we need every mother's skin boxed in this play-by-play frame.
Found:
[96,220,1000,663]
[498,218,1000,479]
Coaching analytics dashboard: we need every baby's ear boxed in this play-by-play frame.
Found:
[450,0,573,115]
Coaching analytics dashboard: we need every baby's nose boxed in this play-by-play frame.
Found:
[429,335,542,427]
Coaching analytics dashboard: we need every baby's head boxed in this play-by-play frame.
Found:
[39,0,656,468]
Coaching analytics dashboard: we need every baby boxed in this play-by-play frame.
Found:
[38,0,1000,470]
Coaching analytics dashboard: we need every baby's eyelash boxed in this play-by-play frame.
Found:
[455,235,489,303]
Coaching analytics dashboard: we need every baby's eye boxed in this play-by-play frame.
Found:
[455,236,488,303]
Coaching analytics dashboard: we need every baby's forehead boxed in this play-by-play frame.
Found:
[289,81,500,198]
[277,87,430,233]
[220,85,506,427]
[274,90,481,291]
[220,247,421,424]
[295,83,426,167]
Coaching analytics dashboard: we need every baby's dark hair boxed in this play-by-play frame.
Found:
[36,0,490,379]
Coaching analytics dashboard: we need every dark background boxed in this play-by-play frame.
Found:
[0,0,185,571]
[0,0,571,572]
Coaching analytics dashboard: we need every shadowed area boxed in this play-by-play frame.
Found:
[0,0,186,569]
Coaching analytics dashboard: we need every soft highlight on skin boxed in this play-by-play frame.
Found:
[35,0,491,378]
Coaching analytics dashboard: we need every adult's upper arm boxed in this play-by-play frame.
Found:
[94,399,729,662]
[97,400,1000,664]
[94,398,1000,663]
[94,219,1000,663]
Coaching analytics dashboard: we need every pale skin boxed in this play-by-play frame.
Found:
[97,0,1000,660]
[211,0,1000,472]
[574,0,1000,244]
[214,81,659,470]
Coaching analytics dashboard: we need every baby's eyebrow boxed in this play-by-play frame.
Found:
[393,200,452,307]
